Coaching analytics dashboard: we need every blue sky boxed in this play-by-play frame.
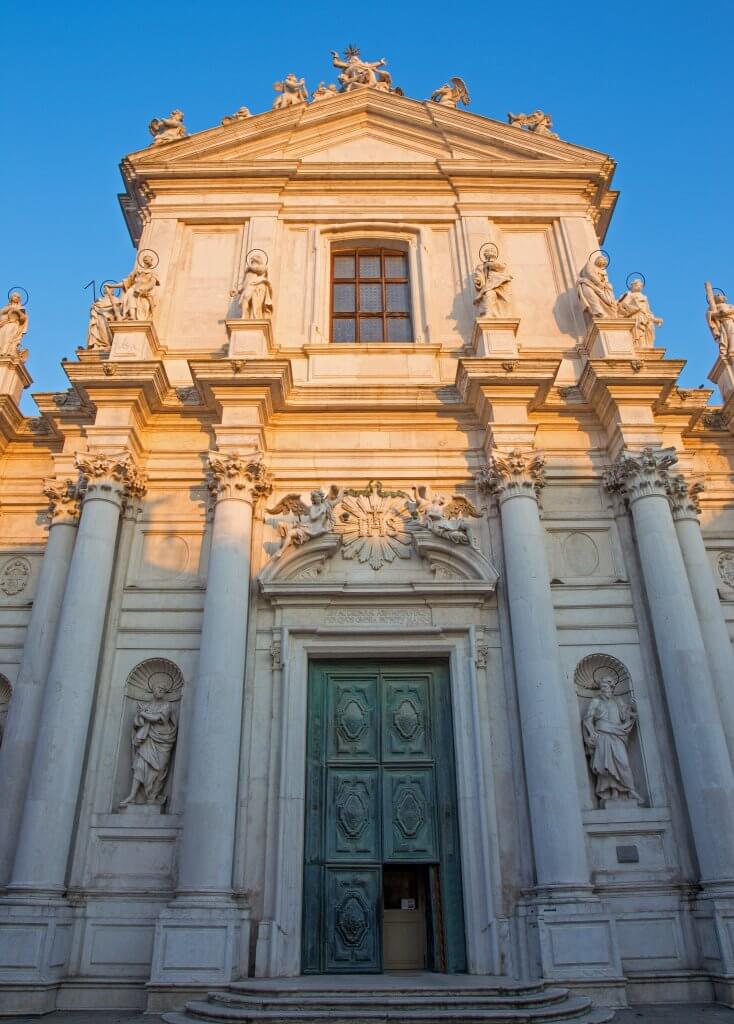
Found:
[1,0,732,412]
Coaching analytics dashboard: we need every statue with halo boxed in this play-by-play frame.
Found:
[705,282,734,358]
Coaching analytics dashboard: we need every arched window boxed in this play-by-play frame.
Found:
[331,247,413,343]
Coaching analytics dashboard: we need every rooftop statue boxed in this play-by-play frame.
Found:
[430,77,470,108]
[331,46,392,92]
[706,282,734,359]
[577,252,618,319]
[618,276,663,349]
[221,106,251,125]
[148,109,187,146]
[109,251,160,322]
[473,246,513,317]
[311,81,339,102]
[508,109,559,139]
[273,73,308,109]
[86,284,121,350]
[0,291,29,358]
[231,250,273,319]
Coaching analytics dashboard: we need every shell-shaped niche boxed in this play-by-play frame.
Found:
[574,653,632,698]
[125,657,184,702]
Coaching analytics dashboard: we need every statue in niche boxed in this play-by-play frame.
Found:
[618,277,663,348]
[231,251,273,319]
[508,109,559,139]
[331,47,393,92]
[473,249,513,317]
[430,77,470,108]
[268,486,342,559]
[221,106,251,125]
[149,109,187,146]
[311,82,339,102]
[0,292,29,357]
[408,487,478,545]
[109,252,159,321]
[582,673,640,806]
[273,73,308,109]
[706,282,734,358]
[120,675,178,808]
[577,252,618,319]
[86,284,121,350]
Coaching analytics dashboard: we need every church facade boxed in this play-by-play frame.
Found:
[1,50,734,1019]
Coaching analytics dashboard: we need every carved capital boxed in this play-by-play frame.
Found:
[75,451,147,503]
[602,446,677,503]
[206,450,272,504]
[43,477,84,525]
[476,449,546,503]
[666,473,704,522]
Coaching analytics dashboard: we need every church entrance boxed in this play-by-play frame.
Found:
[302,660,466,974]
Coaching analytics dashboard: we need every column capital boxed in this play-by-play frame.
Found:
[666,473,704,522]
[206,449,272,505]
[43,477,84,526]
[476,448,546,502]
[602,446,677,503]
[75,450,147,504]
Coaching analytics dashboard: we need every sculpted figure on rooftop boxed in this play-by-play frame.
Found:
[0,292,29,357]
[273,73,308,109]
[577,253,618,319]
[706,282,734,359]
[430,77,470,108]
[231,251,273,319]
[508,109,559,139]
[148,109,187,146]
[311,82,339,102]
[221,106,251,125]
[86,284,121,350]
[473,248,513,317]
[618,277,663,348]
[331,47,393,92]
[110,252,159,321]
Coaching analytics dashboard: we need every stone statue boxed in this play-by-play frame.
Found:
[577,253,618,319]
[148,110,187,146]
[331,47,392,92]
[508,110,559,139]
[0,292,29,357]
[618,278,663,348]
[269,486,342,559]
[109,253,159,321]
[311,82,339,102]
[408,487,477,544]
[231,251,273,319]
[86,284,121,350]
[273,74,308,109]
[430,77,470,108]
[119,679,178,808]
[473,251,513,316]
[582,674,640,805]
[706,282,734,358]
[221,106,251,125]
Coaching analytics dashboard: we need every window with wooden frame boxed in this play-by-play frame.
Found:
[331,248,413,343]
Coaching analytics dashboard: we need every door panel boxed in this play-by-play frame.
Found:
[326,769,380,861]
[325,868,381,971]
[383,677,431,760]
[328,677,379,761]
[383,768,437,861]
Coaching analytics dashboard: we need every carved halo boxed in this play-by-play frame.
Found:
[246,248,268,267]
[125,658,184,702]
[479,243,499,263]
[626,272,646,289]
[713,287,727,300]
[99,279,120,295]
[574,653,632,698]
[588,249,611,266]
[0,674,12,706]
[137,248,160,268]
[7,286,29,305]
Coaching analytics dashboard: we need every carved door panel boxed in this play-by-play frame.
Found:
[327,677,379,761]
[326,769,379,861]
[383,768,437,861]
[325,868,381,971]
[383,677,431,760]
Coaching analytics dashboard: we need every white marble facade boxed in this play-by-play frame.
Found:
[1,56,734,1017]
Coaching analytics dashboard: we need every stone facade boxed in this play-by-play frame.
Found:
[1,55,734,1017]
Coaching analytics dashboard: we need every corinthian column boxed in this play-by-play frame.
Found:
[667,474,734,766]
[0,480,82,888]
[477,451,591,892]
[8,453,146,894]
[604,448,734,884]
[150,450,271,990]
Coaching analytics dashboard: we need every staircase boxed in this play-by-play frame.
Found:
[162,974,616,1023]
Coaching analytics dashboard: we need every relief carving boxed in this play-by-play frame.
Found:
[268,487,342,559]
[0,674,12,747]
[408,486,480,545]
[0,556,30,597]
[324,606,432,626]
[336,480,414,570]
[718,552,734,590]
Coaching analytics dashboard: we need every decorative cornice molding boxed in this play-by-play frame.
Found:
[666,473,704,522]
[602,446,677,503]
[206,450,272,504]
[75,451,147,502]
[476,449,546,502]
[43,477,85,525]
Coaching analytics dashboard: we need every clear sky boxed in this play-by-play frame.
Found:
[1,0,732,413]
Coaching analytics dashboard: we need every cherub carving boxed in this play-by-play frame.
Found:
[311,82,339,102]
[430,77,470,108]
[706,282,734,358]
[273,74,308,109]
[618,277,663,349]
[149,110,187,146]
[231,251,273,319]
[0,292,29,357]
[331,47,392,91]
[408,487,479,544]
[268,486,342,559]
[508,110,558,139]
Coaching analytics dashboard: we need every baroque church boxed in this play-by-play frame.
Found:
[1,47,734,1022]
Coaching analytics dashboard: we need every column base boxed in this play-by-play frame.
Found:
[692,882,734,975]
[527,890,624,988]
[150,898,250,989]
[0,897,74,1014]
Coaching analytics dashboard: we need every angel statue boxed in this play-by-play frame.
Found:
[273,73,308,109]
[331,47,393,92]
[149,109,187,146]
[473,249,513,317]
[408,487,479,545]
[109,252,159,321]
[0,291,29,357]
[582,673,640,805]
[430,78,470,109]
[508,110,559,139]
[119,678,178,808]
[577,253,618,319]
[269,486,342,559]
[312,82,339,103]
[231,251,273,319]
[618,277,663,349]
[705,282,734,359]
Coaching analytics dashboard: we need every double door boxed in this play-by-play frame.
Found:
[302,660,466,973]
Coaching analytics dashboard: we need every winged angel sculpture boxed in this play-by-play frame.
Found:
[268,487,342,559]
[408,486,480,544]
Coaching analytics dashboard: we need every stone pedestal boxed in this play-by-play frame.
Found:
[709,354,734,404]
[0,898,74,1014]
[583,318,637,359]
[0,355,31,405]
[109,320,164,361]
[226,319,274,359]
[471,317,520,357]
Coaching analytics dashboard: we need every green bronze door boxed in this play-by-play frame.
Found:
[302,661,466,973]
